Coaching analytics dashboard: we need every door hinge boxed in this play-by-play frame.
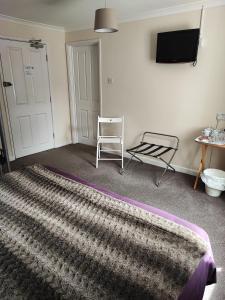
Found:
[53,132,55,139]
[46,54,48,61]
[3,81,13,87]
[50,96,52,102]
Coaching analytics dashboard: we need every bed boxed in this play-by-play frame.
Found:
[0,165,216,300]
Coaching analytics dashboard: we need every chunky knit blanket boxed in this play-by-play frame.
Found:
[0,165,207,300]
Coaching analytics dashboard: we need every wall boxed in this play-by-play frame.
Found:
[0,18,71,160]
[66,6,225,173]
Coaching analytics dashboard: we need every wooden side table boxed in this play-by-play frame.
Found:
[194,137,225,190]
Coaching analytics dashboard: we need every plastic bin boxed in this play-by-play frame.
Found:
[200,168,225,197]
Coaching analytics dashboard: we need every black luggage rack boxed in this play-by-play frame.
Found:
[120,132,179,186]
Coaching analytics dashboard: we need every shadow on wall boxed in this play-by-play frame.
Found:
[150,31,157,61]
[182,129,202,167]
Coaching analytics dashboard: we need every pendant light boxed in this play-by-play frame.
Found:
[94,0,118,33]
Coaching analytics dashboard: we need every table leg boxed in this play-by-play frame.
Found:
[194,144,208,190]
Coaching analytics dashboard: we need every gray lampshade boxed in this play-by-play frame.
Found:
[94,8,118,33]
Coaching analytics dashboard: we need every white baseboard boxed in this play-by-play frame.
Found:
[101,148,197,176]
[135,154,197,176]
[54,141,71,148]
[8,142,71,162]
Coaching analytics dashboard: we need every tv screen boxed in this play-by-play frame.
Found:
[156,29,200,63]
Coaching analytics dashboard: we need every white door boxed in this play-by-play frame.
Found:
[73,45,100,146]
[0,40,54,158]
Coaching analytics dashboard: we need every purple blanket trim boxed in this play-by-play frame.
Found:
[46,166,217,300]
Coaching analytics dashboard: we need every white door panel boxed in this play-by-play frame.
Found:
[80,109,89,138]
[0,40,54,158]
[91,46,100,106]
[92,110,98,140]
[73,45,100,146]
[9,47,28,105]
[19,116,33,148]
[29,48,50,103]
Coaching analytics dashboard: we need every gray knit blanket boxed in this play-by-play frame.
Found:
[0,165,207,300]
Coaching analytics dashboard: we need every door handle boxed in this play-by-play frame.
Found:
[3,81,13,87]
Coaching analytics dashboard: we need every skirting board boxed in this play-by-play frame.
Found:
[54,141,72,148]
[101,148,197,176]
[9,142,72,161]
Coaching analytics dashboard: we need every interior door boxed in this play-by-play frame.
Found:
[73,45,100,146]
[0,39,54,159]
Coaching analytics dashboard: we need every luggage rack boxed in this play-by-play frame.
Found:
[120,132,179,186]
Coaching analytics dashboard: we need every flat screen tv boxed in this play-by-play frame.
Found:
[156,29,200,63]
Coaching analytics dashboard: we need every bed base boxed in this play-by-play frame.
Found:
[120,132,179,187]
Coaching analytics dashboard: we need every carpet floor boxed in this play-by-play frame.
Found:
[11,143,225,300]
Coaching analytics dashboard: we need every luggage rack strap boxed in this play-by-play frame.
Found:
[144,146,172,156]
[153,147,173,157]
[128,143,156,154]
[128,145,173,157]
[123,131,179,187]
[127,142,148,152]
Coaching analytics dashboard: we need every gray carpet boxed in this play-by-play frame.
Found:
[11,143,225,300]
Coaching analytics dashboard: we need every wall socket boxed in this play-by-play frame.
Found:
[216,113,225,121]
[107,77,113,84]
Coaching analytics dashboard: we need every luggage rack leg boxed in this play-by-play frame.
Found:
[120,132,179,186]
[120,151,144,175]
[156,151,176,187]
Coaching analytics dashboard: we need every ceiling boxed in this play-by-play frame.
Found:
[0,0,222,31]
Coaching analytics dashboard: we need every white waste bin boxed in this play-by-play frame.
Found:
[201,168,225,197]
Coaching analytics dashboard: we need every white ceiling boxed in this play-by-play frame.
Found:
[0,0,223,31]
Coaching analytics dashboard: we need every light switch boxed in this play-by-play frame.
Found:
[107,77,113,84]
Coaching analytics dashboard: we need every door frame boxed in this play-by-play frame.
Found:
[0,36,55,161]
[66,39,102,144]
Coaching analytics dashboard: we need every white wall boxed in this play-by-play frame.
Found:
[66,6,225,173]
[0,17,71,159]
